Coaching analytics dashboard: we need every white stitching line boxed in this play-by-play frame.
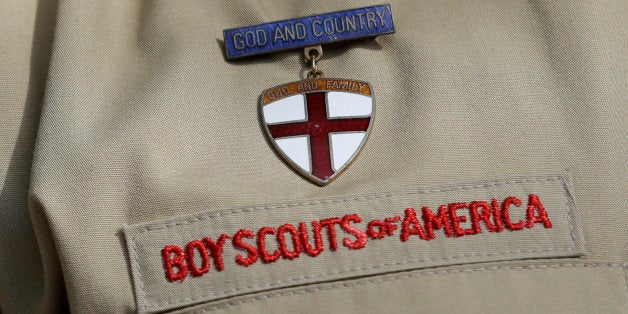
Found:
[126,233,148,310]
[131,177,561,233]
[127,177,576,309]
[562,177,587,252]
[143,247,582,309]
[622,266,628,306]
[560,177,577,252]
[191,263,628,313]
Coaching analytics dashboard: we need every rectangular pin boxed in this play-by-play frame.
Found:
[223,4,396,59]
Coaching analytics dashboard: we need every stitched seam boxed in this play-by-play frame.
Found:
[127,233,148,310]
[560,177,577,252]
[191,263,628,313]
[142,248,581,309]
[622,265,628,306]
[132,177,561,233]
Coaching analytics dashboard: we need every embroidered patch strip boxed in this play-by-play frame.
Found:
[124,175,585,313]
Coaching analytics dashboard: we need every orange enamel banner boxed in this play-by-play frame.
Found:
[261,78,372,105]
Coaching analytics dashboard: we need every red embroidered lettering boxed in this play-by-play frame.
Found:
[449,202,477,236]
[185,240,210,277]
[203,234,229,271]
[161,245,187,282]
[299,221,324,257]
[491,198,504,232]
[277,224,301,259]
[341,214,367,249]
[401,208,428,241]
[233,229,258,267]
[421,205,453,239]
[526,194,553,228]
[159,193,557,283]
[366,220,387,239]
[384,216,401,236]
[502,196,525,230]
[467,201,482,234]
[258,227,281,263]
[319,217,342,251]
[471,201,499,232]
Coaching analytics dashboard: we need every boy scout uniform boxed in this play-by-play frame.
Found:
[1,1,626,313]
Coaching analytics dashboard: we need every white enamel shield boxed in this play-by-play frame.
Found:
[260,78,374,186]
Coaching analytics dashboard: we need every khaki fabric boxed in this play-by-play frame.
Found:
[0,0,64,312]
[0,0,626,313]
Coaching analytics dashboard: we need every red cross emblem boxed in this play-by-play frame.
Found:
[260,79,374,185]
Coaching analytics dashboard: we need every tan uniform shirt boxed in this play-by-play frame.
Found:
[1,1,626,313]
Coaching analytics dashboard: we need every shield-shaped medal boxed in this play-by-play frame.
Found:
[260,78,374,186]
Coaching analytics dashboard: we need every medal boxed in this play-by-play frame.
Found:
[260,50,375,186]
[223,5,395,185]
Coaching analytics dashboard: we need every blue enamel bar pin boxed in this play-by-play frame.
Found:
[223,5,396,186]
[223,4,395,59]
